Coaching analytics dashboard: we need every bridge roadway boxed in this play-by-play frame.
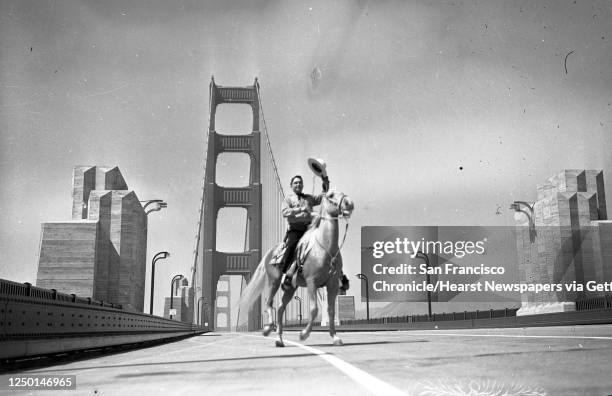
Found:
[1,325,611,395]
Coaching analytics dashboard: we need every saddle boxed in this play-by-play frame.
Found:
[271,230,317,268]
[280,231,320,289]
[270,243,287,267]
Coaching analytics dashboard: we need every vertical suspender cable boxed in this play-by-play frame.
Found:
[255,83,285,200]
[256,82,288,315]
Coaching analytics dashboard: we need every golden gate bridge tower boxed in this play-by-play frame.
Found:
[192,77,286,331]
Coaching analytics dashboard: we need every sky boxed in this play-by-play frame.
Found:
[1,0,611,316]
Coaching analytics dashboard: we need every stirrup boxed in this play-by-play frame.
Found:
[281,274,293,291]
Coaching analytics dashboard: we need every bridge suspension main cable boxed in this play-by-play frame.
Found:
[189,80,214,324]
[255,81,286,256]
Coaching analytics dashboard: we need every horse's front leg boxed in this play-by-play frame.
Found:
[299,282,318,341]
[326,282,343,346]
[275,287,296,347]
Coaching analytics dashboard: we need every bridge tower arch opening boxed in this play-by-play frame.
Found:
[215,207,248,332]
[214,103,253,135]
[215,153,252,188]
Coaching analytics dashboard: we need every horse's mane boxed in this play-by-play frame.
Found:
[308,192,335,230]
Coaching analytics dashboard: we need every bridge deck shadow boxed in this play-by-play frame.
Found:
[15,353,326,374]
[0,336,193,374]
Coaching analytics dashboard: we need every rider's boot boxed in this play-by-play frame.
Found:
[281,267,294,291]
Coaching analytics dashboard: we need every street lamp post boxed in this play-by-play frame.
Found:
[294,295,302,325]
[356,273,370,323]
[142,199,168,315]
[140,199,168,215]
[415,251,432,319]
[150,251,170,315]
[202,303,209,328]
[197,297,204,325]
[510,201,536,243]
[170,275,187,320]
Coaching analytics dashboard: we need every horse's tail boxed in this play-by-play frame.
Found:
[238,248,273,312]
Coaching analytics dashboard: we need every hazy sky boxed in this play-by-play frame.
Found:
[1,0,610,315]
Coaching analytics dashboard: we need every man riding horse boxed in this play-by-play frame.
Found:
[238,158,354,346]
[280,163,349,292]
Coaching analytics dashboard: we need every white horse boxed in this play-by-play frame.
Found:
[239,189,354,346]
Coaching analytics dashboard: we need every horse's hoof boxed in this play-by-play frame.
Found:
[333,336,344,346]
[262,324,274,337]
[275,340,285,348]
[299,330,310,341]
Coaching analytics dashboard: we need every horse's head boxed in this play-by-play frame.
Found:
[322,189,354,219]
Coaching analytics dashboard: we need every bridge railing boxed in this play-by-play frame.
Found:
[1,278,207,360]
[576,294,612,311]
[279,298,612,331]
[242,298,612,333]
[2,279,124,309]
[335,307,521,326]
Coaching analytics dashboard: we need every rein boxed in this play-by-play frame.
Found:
[314,192,350,267]
[314,218,349,260]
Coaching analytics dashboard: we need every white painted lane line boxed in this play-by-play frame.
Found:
[242,334,407,396]
[284,340,408,396]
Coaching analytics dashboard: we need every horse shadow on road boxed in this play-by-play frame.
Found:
[306,339,429,347]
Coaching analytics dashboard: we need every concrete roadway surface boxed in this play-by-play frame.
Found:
[1,325,611,396]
